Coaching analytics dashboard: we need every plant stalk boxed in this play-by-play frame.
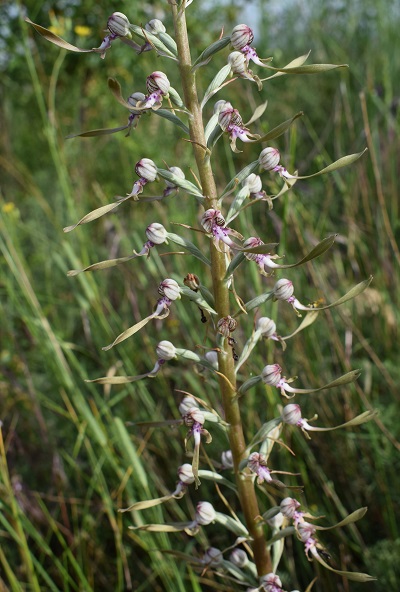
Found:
[171,3,271,575]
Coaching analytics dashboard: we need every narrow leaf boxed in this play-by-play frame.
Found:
[66,125,130,139]
[224,252,246,279]
[63,200,125,233]
[313,554,376,582]
[261,63,348,79]
[102,314,158,351]
[107,78,133,109]
[257,112,304,143]
[180,287,217,314]
[221,161,260,199]
[309,410,378,432]
[67,254,138,275]
[25,18,94,52]
[204,113,220,144]
[167,232,211,266]
[245,100,269,126]
[315,507,368,530]
[263,51,311,81]
[85,372,156,385]
[298,276,373,311]
[265,526,296,546]
[214,512,249,537]
[154,109,190,134]
[282,311,319,340]
[201,64,232,110]
[157,169,204,198]
[293,369,361,394]
[129,24,177,58]
[277,235,336,268]
[192,36,231,70]
[119,493,177,512]
[237,375,262,395]
[129,522,195,533]
[197,471,237,492]
[247,418,282,450]
[294,149,368,180]
[242,290,274,313]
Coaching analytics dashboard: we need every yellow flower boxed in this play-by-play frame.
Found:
[74,25,92,37]
[2,202,15,213]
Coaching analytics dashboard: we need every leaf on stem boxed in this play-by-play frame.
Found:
[314,507,368,530]
[66,125,130,139]
[291,149,368,180]
[157,169,204,199]
[154,110,190,134]
[260,62,348,81]
[256,112,304,143]
[167,233,211,266]
[63,198,129,233]
[25,17,96,52]
[275,235,337,268]
[220,161,260,199]
[299,276,373,311]
[192,36,231,70]
[67,254,139,276]
[262,51,311,81]
[180,287,217,314]
[102,311,169,351]
[282,311,319,340]
[200,64,233,110]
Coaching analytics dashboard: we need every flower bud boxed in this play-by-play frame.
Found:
[183,273,200,291]
[156,340,176,361]
[259,147,281,171]
[164,166,185,188]
[221,449,233,469]
[158,278,181,300]
[179,396,199,415]
[214,100,232,115]
[217,315,237,337]
[205,350,219,369]
[201,209,226,232]
[195,501,216,525]
[218,104,243,131]
[280,497,301,519]
[243,236,264,261]
[146,71,170,95]
[244,173,263,194]
[228,51,248,76]
[203,547,223,565]
[127,92,146,109]
[281,404,302,425]
[184,407,205,426]
[297,522,316,542]
[107,12,131,37]
[177,463,195,484]
[145,19,166,34]
[146,222,168,245]
[135,158,158,182]
[256,317,277,337]
[266,511,284,529]
[231,24,254,50]
[260,573,282,591]
[229,548,248,568]
[273,278,294,301]
[261,364,282,386]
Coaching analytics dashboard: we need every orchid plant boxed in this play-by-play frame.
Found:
[27,4,376,590]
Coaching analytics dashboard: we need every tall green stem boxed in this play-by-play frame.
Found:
[171,3,271,576]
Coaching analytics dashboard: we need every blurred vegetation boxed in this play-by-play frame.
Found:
[1,0,399,590]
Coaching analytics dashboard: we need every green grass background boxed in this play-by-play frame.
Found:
[1,0,399,590]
